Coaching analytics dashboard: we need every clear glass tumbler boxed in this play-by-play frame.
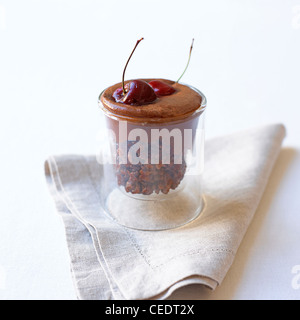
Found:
[98,84,206,231]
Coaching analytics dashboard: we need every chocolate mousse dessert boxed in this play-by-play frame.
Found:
[99,38,206,196]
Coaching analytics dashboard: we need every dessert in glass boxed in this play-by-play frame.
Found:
[98,39,206,230]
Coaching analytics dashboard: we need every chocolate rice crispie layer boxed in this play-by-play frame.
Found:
[115,141,186,195]
[116,162,186,195]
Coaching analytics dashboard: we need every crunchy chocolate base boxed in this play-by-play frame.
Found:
[115,141,187,195]
[116,163,186,195]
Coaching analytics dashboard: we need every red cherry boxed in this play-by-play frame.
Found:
[113,38,157,106]
[112,87,123,100]
[148,80,176,96]
[113,80,157,105]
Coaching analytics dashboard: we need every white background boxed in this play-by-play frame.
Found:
[0,0,300,300]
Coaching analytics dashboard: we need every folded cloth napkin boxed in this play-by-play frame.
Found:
[45,123,286,300]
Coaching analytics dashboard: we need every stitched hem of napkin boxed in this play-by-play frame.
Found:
[46,156,128,299]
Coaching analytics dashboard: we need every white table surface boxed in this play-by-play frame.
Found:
[0,0,300,300]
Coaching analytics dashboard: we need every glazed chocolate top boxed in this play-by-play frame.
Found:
[100,78,204,123]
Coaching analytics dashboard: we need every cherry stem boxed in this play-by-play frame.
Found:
[122,37,144,94]
[176,38,194,84]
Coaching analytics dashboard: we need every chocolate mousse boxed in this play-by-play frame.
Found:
[100,79,203,123]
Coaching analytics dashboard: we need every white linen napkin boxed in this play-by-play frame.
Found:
[45,123,286,300]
